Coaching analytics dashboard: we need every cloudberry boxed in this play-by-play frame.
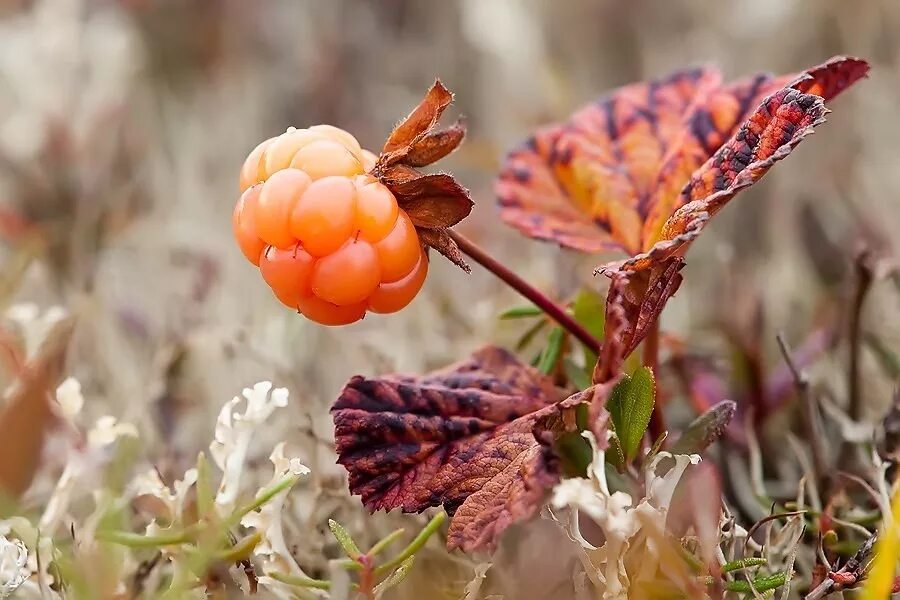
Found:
[233,125,428,325]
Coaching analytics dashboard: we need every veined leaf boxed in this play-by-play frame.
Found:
[607,366,655,462]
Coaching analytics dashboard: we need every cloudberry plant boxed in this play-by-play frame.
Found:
[233,125,427,325]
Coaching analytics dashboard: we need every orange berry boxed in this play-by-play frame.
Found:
[259,244,315,308]
[354,178,399,243]
[289,176,356,256]
[256,168,311,249]
[232,185,266,265]
[375,210,420,282]
[311,239,380,306]
[361,149,378,172]
[368,250,428,314]
[239,137,275,192]
[290,139,363,180]
[297,295,366,326]
[309,124,363,159]
[264,127,331,177]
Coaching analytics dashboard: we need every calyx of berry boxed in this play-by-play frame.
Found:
[371,81,474,272]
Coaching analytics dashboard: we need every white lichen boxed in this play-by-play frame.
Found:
[551,432,700,599]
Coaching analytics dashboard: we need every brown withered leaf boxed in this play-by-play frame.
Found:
[0,316,75,499]
[418,228,470,273]
[379,80,453,168]
[332,346,592,552]
[595,258,685,359]
[404,118,466,168]
[391,173,474,229]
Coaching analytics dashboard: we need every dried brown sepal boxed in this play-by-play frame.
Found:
[404,118,466,168]
[378,80,453,168]
[376,164,423,188]
[418,228,470,273]
[0,316,75,499]
[332,346,604,552]
[391,173,473,229]
[373,81,474,273]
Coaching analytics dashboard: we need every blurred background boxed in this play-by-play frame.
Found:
[0,0,897,596]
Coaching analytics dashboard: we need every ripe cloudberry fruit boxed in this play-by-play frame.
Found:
[233,125,428,325]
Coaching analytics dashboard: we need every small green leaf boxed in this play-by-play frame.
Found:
[700,572,786,593]
[195,452,214,518]
[572,288,605,338]
[606,366,656,462]
[572,288,605,367]
[516,318,548,351]
[722,557,767,573]
[328,519,362,560]
[536,327,565,375]
[373,556,415,597]
[671,400,736,455]
[606,433,626,471]
[555,430,594,477]
[499,305,543,319]
[563,358,591,391]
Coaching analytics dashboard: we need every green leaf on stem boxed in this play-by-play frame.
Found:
[606,433,626,472]
[536,327,565,375]
[373,556,415,597]
[607,367,655,462]
[499,305,543,320]
[722,557,767,573]
[328,519,362,560]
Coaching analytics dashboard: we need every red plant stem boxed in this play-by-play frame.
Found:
[644,320,667,441]
[448,230,601,356]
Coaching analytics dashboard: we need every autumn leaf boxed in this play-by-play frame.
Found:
[496,56,868,257]
[331,346,608,552]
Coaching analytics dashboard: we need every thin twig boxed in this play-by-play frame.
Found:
[777,332,828,494]
[805,531,877,599]
[448,230,601,355]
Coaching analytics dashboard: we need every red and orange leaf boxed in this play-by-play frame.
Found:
[331,346,567,551]
[497,56,867,256]
[445,434,558,551]
[603,88,828,275]
[593,259,684,373]
[643,57,868,245]
[496,67,722,255]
